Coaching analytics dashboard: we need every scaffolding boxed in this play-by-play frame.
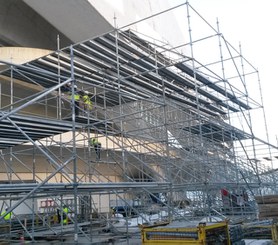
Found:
[0,1,277,243]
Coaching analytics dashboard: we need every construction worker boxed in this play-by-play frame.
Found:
[67,86,81,116]
[1,208,12,221]
[90,138,101,160]
[73,89,81,116]
[57,208,61,223]
[82,91,93,111]
[62,205,69,225]
[57,205,69,224]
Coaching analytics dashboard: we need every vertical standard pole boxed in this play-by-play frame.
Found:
[57,34,62,120]
[70,45,79,243]
[11,65,13,110]
[114,22,126,179]
[186,0,208,216]
[10,65,14,183]
[32,146,36,241]
[57,35,63,183]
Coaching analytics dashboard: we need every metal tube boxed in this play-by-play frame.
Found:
[70,45,79,244]
[0,78,72,121]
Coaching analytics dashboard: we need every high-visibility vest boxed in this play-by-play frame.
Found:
[83,95,91,104]
[83,95,92,109]
[74,94,80,101]
[90,138,99,146]
[68,93,80,101]
[1,211,11,221]
[63,207,69,214]
[62,207,69,224]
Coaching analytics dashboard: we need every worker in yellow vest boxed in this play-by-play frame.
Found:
[82,91,93,111]
[67,85,81,116]
[90,138,101,160]
[1,208,12,221]
[62,205,69,225]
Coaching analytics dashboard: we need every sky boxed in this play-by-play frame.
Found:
[168,0,278,147]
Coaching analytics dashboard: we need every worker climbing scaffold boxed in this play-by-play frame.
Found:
[90,138,101,160]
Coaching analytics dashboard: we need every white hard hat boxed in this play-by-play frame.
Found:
[84,91,89,94]
[74,85,77,88]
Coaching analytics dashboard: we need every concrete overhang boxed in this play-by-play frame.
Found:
[0,47,52,66]
[23,0,114,43]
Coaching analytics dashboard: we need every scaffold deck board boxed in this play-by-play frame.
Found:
[182,122,251,142]
[0,113,83,149]
[1,29,253,118]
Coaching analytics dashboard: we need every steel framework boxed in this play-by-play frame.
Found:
[0,2,277,243]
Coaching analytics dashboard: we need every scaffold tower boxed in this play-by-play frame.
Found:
[0,2,277,243]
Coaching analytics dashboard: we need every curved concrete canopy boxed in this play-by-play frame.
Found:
[1,0,185,51]
[23,0,114,44]
[0,47,52,65]
[23,0,185,48]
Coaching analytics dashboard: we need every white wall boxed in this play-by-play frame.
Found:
[23,0,187,50]
[0,198,38,216]
[90,0,187,48]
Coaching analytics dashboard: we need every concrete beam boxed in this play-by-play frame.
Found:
[0,47,52,65]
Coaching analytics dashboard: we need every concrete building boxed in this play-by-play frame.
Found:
[0,0,185,49]
[0,0,277,243]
